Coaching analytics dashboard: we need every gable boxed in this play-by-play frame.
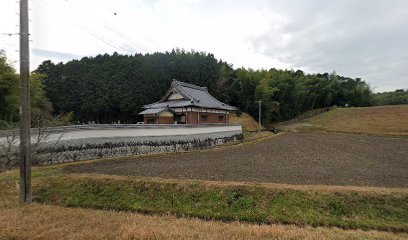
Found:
[167,92,185,100]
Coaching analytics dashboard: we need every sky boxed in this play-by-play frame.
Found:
[1,0,407,92]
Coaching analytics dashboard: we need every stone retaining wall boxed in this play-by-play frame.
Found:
[3,130,243,166]
[0,123,242,137]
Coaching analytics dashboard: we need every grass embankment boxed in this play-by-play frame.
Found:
[230,112,263,132]
[33,174,408,232]
[1,170,408,239]
[289,105,408,135]
[230,112,273,141]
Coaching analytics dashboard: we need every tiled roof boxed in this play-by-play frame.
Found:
[138,107,168,115]
[143,80,236,111]
[144,100,192,109]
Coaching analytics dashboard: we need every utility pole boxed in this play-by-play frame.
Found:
[19,0,32,204]
[255,100,262,128]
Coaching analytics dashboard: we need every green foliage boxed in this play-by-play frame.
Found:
[35,50,375,124]
[372,89,408,106]
[0,120,12,130]
[0,72,19,123]
[0,50,14,73]
[30,73,53,127]
[0,50,53,127]
[227,69,373,122]
[47,111,75,127]
[235,108,242,117]
[37,175,408,232]
[0,51,19,123]
[36,50,220,123]
[60,111,75,125]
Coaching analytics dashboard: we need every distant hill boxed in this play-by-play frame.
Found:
[284,105,408,136]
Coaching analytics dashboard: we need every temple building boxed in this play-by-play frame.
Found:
[139,80,236,124]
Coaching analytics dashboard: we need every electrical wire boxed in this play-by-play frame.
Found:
[70,21,131,53]
[104,23,148,53]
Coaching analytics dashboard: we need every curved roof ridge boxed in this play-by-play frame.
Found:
[172,79,208,91]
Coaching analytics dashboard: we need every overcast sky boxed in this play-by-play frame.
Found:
[1,0,407,92]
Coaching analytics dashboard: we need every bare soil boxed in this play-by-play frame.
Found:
[65,133,408,188]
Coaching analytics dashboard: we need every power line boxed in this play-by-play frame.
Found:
[0,33,19,36]
[61,0,153,54]
[104,23,148,53]
[70,21,131,53]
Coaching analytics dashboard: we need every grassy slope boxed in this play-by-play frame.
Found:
[1,167,407,239]
[230,112,263,132]
[2,205,405,240]
[36,175,408,232]
[292,105,408,135]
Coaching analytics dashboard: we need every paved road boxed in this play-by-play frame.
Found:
[0,125,242,143]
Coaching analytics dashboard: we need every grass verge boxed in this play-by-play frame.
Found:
[2,204,407,240]
[34,174,408,232]
[1,168,408,239]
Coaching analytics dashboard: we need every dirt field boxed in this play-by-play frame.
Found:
[65,132,408,188]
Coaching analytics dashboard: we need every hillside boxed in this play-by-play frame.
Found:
[285,105,408,136]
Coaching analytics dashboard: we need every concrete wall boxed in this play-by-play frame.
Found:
[1,125,243,167]
[32,130,243,165]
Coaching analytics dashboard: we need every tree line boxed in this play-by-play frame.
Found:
[1,49,405,128]
[0,50,53,129]
[372,89,408,106]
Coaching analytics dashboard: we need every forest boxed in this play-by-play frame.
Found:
[372,89,408,106]
[1,49,404,127]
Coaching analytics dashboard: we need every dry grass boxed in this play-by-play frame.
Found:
[1,204,407,240]
[230,112,263,132]
[1,169,408,239]
[290,105,408,135]
[67,172,408,195]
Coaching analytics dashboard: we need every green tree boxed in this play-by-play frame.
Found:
[0,50,53,128]
[34,50,376,125]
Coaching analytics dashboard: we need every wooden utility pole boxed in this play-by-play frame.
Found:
[19,0,32,204]
[256,100,262,128]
